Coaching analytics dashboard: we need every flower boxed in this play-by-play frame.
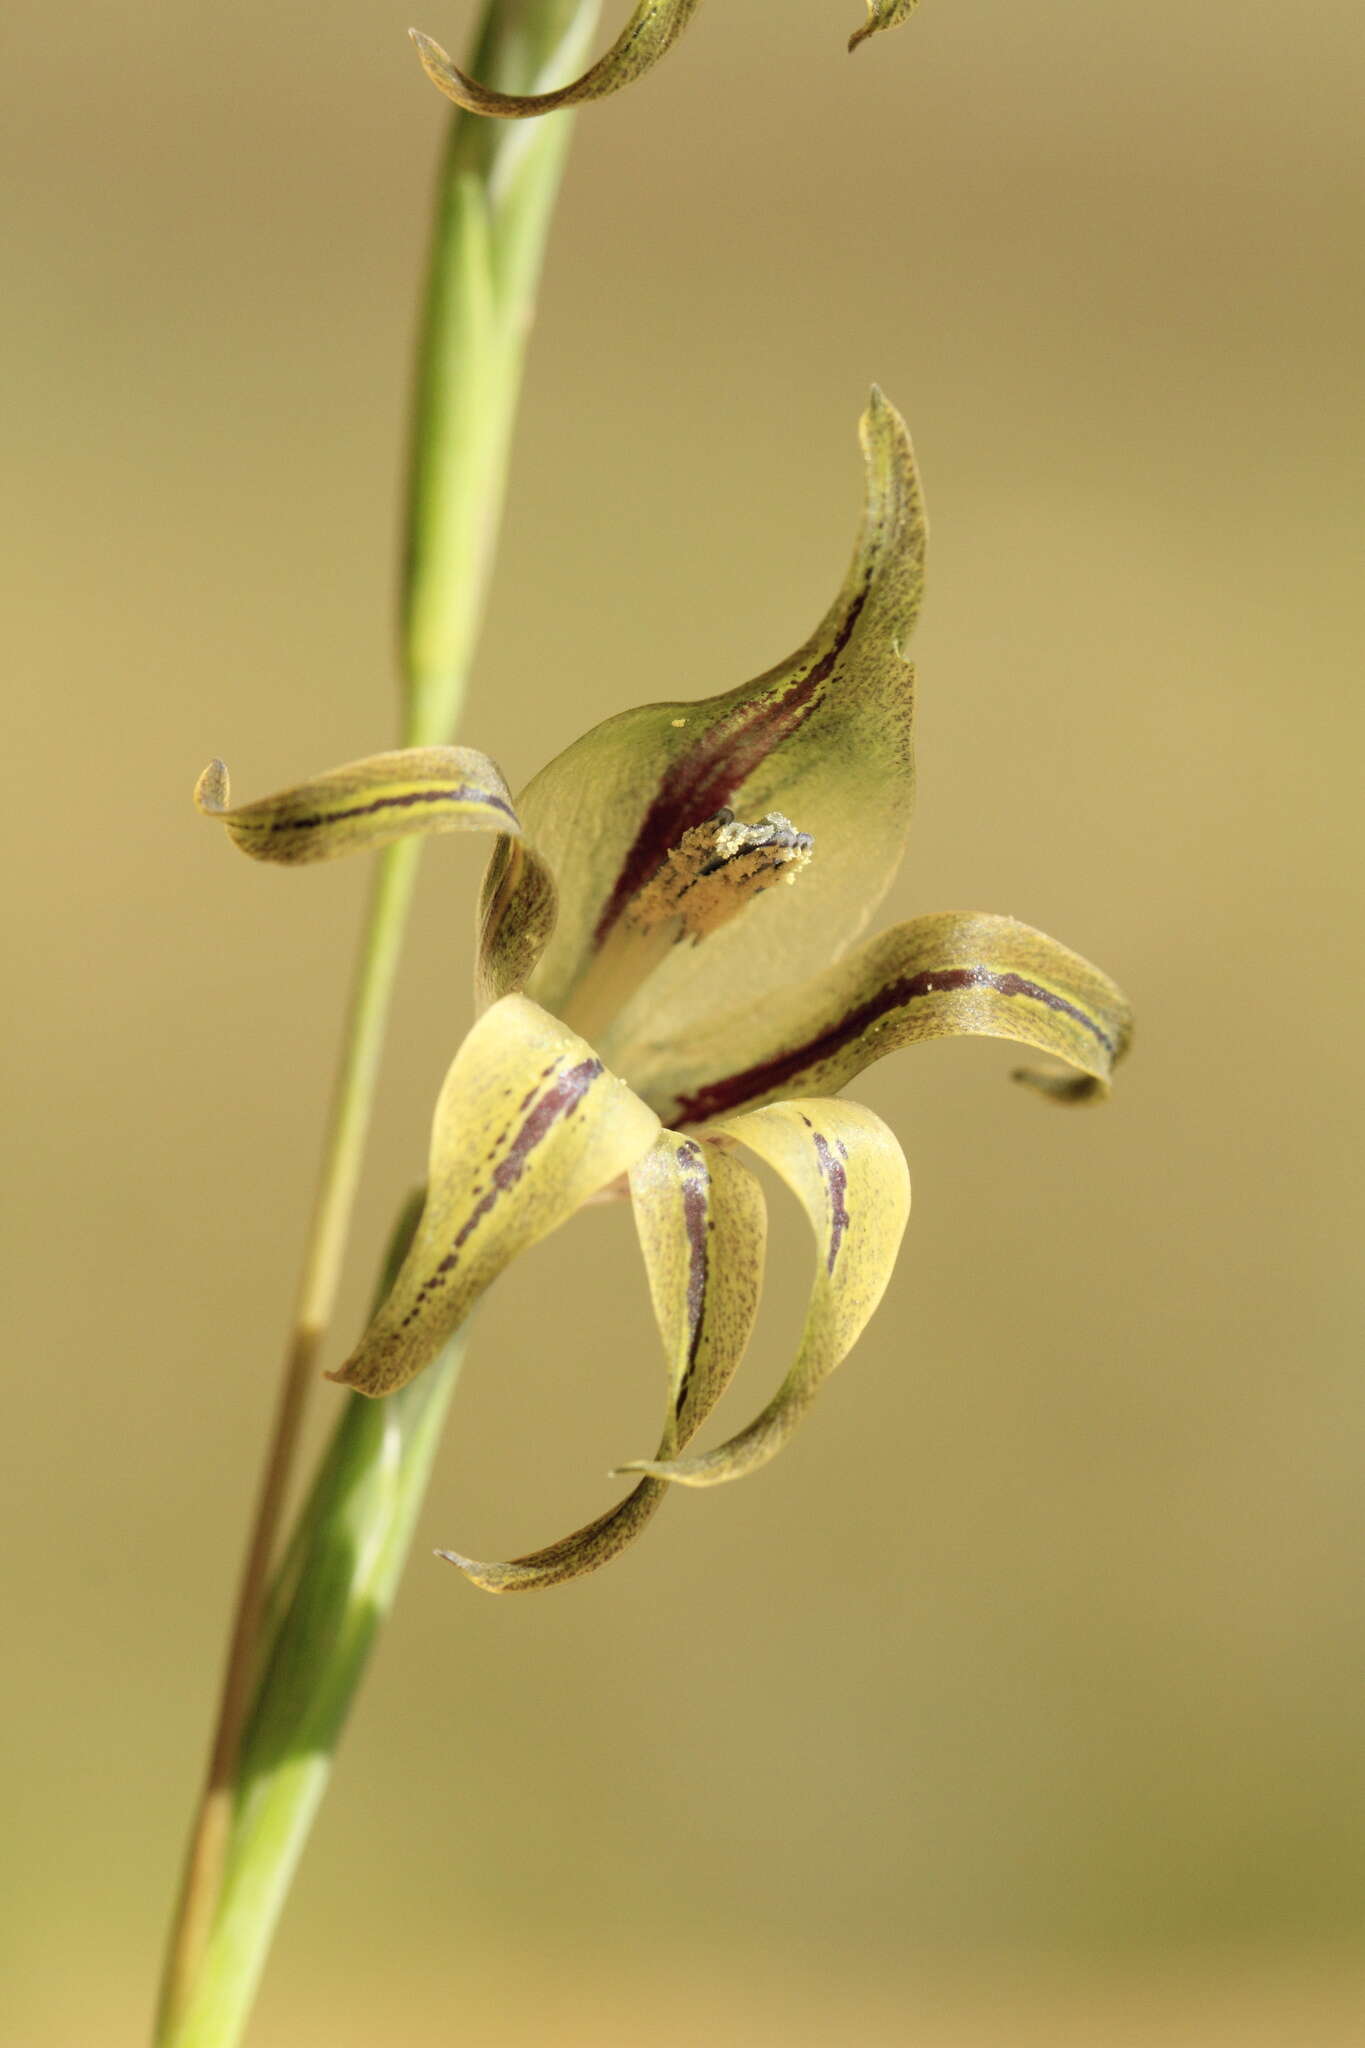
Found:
[197,390,1131,1591]
[409,0,921,120]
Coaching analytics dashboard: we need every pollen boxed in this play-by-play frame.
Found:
[628,808,814,942]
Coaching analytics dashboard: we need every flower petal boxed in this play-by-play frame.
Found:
[624,912,1134,1124]
[622,1100,910,1487]
[515,388,925,1042]
[476,834,560,1008]
[439,1129,766,1590]
[194,747,518,866]
[848,1,921,55]
[331,996,659,1398]
[630,1130,767,1448]
[411,1,703,119]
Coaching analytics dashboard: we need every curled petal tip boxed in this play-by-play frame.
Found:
[409,27,467,103]
[1012,1065,1108,1105]
[435,1548,510,1594]
[192,745,521,866]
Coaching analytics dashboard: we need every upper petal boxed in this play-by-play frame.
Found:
[514,388,926,1041]
[332,996,659,1397]
[411,1,703,118]
[622,912,1134,1124]
[195,747,518,865]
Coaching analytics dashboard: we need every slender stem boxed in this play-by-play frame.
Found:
[162,1319,468,2048]
[156,835,421,2035]
[155,5,602,2042]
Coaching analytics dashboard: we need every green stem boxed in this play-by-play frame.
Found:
[153,837,421,2039]
[164,1208,468,2048]
[155,4,602,2042]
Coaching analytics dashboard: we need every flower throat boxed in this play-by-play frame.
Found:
[560,807,813,1043]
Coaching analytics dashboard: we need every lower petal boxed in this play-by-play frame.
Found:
[627,912,1133,1125]
[622,1100,910,1487]
[332,997,658,1398]
[438,1126,766,1590]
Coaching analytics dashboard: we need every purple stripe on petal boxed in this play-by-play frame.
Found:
[675,964,1115,1126]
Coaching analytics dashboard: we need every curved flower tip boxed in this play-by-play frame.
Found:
[1012,1064,1118,1105]
[434,1478,663,1594]
[410,0,703,119]
[193,746,520,866]
[848,0,922,54]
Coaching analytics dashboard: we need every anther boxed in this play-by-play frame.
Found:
[628,810,814,942]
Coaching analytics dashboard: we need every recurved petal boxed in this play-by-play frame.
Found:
[623,1101,910,1487]
[440,1127,766,1591]
[411,1,703,118]
[627,912,1134,1126]
[476,833,559,1008]
[518,389,926,1043]
[848,1,921,54]
[331,996,659,1398]
[194,747,519,866]
[630,1130,768,1448]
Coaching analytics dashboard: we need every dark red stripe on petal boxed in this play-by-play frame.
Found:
[591,581,872,946]
[675,966,1115,1126]
[811,1130,851,1274]
[673,1139,710,1415]
[244,785,517,836]
[399,1057,602,1328]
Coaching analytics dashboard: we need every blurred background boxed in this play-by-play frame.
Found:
[6,0,1365,2040]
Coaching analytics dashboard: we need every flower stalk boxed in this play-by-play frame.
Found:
[155,4,601,2041]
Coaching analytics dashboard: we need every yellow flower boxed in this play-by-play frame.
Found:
[197,392,1130,1590]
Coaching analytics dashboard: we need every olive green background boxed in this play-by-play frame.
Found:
[7,1,1364,2041]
